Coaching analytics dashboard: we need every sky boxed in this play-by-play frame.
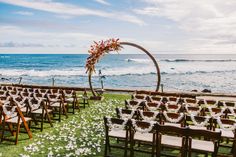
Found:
[0,0,236,54]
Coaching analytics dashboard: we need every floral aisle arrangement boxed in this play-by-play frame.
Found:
[20,99,123,157]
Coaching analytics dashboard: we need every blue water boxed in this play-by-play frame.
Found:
[0,54,236,93]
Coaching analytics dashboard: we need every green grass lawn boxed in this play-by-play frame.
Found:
[0,93,233,157]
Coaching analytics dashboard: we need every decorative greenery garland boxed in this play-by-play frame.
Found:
[131,119,155,133]
[207,106,226,118]
[165,103,181,113]
[126,100,143,110]
[13,97,27,108]
[2,104,17,117]
[185,106,202,115]
[138,110,159,121]
[28,98,42,110]
[145,101,161,111]
[190,114,210,127]
[163,111,184,123]
[216,117,236,131]
[107,117,128,131]
[118,108,135,119]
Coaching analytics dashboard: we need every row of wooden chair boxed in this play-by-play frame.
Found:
[132,90,236,109]
[104,116,229,157]
[0,85,89,145]
[114,107,236,156]
[125,100,236,119]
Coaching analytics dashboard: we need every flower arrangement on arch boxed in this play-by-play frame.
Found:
[85,38,122,74]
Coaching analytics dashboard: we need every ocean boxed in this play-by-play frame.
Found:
[0,54,236,93]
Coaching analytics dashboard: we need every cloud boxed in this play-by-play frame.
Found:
[0,41,44,47]
[133,0,236,53]
[0,0,144,25]
[94,0,110,6]
[0,25,110,53]
[14,11,34,16]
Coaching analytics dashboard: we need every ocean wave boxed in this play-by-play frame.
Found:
[125,58,151,63]
[162,59,236,62]
[1,67,236,78]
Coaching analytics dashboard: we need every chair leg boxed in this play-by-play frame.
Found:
[41,113,44,132]
[15,122,21,145]
[104,140,108,157]
[1,120,6,142]
[59,105,61,122]
[72,101,75,114]
[46,112,53,127]
[62,104,68,118]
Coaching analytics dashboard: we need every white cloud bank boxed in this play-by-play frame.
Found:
[134,0,236,53]
[0,0,144,25]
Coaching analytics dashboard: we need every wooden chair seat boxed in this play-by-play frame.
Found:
[133,132,153,142]
[161,135,183,147]
[191,139,214,152]
[109,130,127,139]
[65,98,74,102]
[49,98,60,102]
[31,108,52,114]
[164,122,181,127]
[215,128,234,138]
[50,102,67,107]
[6,116,31,124]
[188,125,207,130]
[21,107,27,113]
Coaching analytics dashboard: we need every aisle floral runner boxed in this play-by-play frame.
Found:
[20,99,123,157]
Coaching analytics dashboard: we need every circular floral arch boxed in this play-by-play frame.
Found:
[85,39,161,97]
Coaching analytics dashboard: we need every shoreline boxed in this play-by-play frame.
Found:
[1,83,236,98]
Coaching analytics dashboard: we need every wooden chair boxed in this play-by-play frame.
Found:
[199,99,219,107]
[187,128,221,157]
[185,115,212,130]
[8,90,20,98]
[15,87,23,92]
[38,89,50,95]
[0,95,10,104]
[13,96,28,114]
[33,93,47,101]
[27,98,53,131]
[164,103,182,113]
[47,94,68,122]
[184,105,203,116]
[63,89,78,114]
[0,90,8,99]
[20,92,33,99]
[204,106,227,118]
[183,98,200,107]
[78,89,89,108]
[50,89,61,95]
[149,96,163,103]
[144,102,162,112]
[137,110,159,121]
[156,123,188,157]
[125,100,145,110]
[0,99,32,145]
[160,111,186,127]
[132,90,151,101]
[104,116,129,157]
[165,96,180,105]
[116,108,137,119]
[213,117,236,155]
[130,119,156,157]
